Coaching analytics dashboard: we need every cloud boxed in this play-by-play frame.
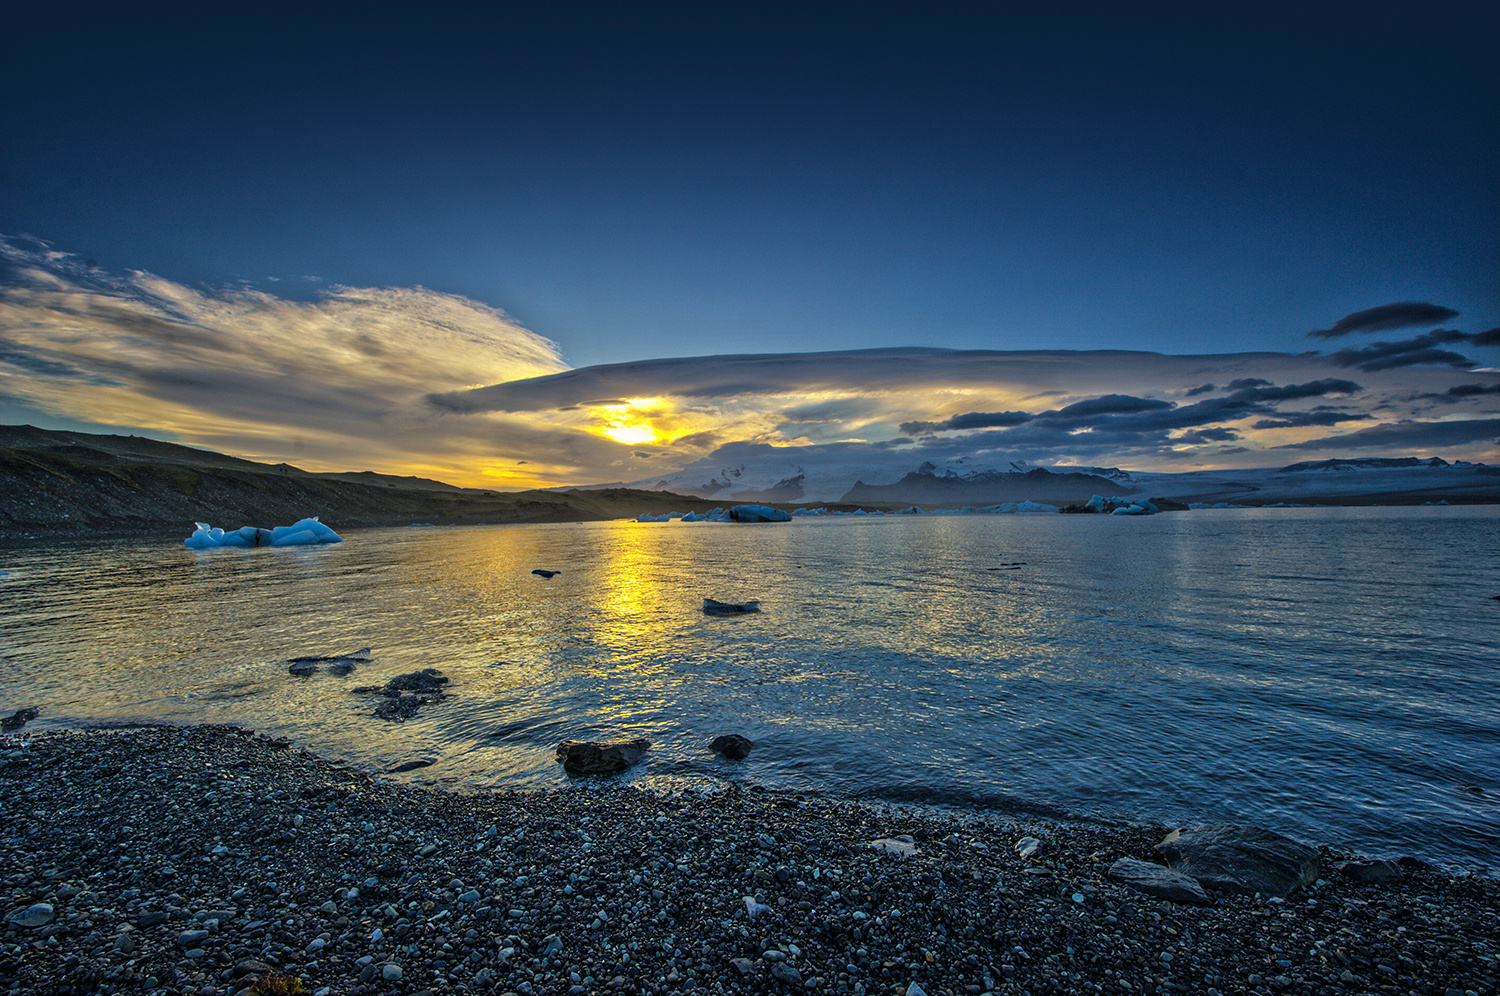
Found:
[1250,410,1373,429]
[1278,418,1500,451]
[900,410,1033,435]
[1175,427,1241,444]
[6,236,1498,486]
[0,235,569,484]
[1329,330,1477,372]
[1473,327,1500,347]
[1309,301,1461,339]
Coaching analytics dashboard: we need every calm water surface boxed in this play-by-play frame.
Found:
[2,507,1497,869]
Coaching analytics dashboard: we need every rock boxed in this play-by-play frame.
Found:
[286,648,369,676]
[354,669,449,721]
[177,929,211,946]
[1108,857,1213,905]
[1015,836,1044,860]
[771,962,803,985]
[381,963,403,981]
[870,835,918,858]
[704,598,760,614]
[906,984,930,996]
[1154,824,1320,897]
[709,734,755,759]
[231,959,270,979]
[1336,859,1401,884]
[1,706,40,732]
[731,956,756,975]
[8,903,54,928]
[554,738,651,775]
[531,569,561,578]
[743,896,771,919]
[386,759,435,773]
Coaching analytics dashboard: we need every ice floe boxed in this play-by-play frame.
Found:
[184,517,343,549]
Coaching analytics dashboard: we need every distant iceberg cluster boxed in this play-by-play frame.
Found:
[1077,495,1159,515]
[637,504,793,523]
[184,517,343,549]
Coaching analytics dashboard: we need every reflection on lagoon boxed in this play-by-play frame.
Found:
[1,506,1497,868]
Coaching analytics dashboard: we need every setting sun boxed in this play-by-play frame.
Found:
[596,398,667,445]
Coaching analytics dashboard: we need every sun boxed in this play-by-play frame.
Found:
[596,398,666,445]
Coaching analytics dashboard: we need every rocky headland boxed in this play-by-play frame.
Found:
[2,726,1494,996]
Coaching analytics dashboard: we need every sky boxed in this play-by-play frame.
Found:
[2,2,1497,489]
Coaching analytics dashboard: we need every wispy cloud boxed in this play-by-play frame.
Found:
[1329,329,1478,372]
[0,235,570,484]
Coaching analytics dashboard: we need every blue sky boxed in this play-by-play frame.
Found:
[2,2,1497,486]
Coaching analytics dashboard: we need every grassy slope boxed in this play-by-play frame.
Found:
[0,425,730,538]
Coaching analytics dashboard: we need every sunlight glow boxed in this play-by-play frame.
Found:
[596,398,667,445]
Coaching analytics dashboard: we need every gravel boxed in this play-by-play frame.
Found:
[2,725,1495,996]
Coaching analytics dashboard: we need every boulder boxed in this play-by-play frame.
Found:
[1108,857,1213,904]
[1154,824,1320,897]
[2,707,40,732]
[555,737,651,775]
[709,734,755,759]
[1335,859,1400,884]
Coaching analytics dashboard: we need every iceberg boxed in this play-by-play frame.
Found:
[728,505,792,523]
[184,517,342,549]
[633,512,681,522]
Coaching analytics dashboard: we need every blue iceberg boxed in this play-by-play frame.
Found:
[184,517,343,549]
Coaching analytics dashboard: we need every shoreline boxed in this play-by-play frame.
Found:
[3,726,1494,996]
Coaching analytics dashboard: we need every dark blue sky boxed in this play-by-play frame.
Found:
[5,2,1496,367]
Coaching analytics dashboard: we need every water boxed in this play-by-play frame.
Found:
[2,506,1497,870]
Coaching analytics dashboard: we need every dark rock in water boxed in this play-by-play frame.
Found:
[2,707,40,732]
[1155,824,1320,897]
[1108,857,1213,905]
[1336,859,1401,884]
[287,647,370,676]
[384,668,448,694]
[709,734,755,759]
[387,758,436,773]
[704,598,760,615]
[531,569,561,578]
[353,668,449,721]
[555,737,651,774]
[1397,855,1435,872]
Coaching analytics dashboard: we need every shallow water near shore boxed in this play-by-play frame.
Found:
[2,506,1497,870]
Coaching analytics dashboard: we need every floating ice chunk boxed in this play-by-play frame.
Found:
[728,504,792,522]
[743,895,771,919]
[184,517,342,549]
[634,512,681,522]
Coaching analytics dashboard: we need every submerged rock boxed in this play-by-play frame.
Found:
[287,647,370,676]
[1108,857,1213,904]
[1155,824,1320,897]
[709,734,755,759]
[555,737,651,775]
[352,669,449,722]
[531,569,560,578]
[704,598,760,615]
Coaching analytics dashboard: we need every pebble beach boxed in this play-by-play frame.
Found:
[2,726,1495,996]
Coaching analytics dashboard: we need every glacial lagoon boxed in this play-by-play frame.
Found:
[2,505,1496,870]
